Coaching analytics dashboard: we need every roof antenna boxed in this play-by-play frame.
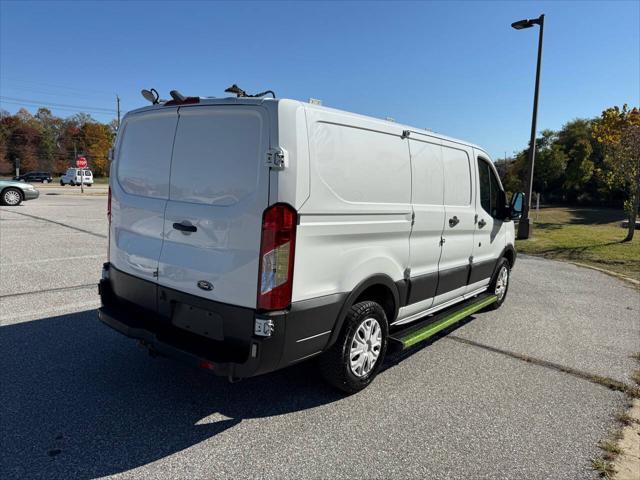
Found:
[141,88,160,104]
[224,84,276,99]
[225,84,247,97]
[169,90,186,102]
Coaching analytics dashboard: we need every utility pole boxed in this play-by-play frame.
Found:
[116,95,121,129]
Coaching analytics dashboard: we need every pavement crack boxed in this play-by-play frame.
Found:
[448,335,637,395]
[0,209,107,239]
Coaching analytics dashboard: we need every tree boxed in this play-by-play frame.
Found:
[556,119,595,200]
[83,122,113,176]
[36,108,63,173]
[593,104,640,241]
[531,130,567,199]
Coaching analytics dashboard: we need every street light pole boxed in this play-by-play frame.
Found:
[512,14,545,240]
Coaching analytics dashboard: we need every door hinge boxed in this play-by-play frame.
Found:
[401,130,411,139]
[439,237,446,246]
[411,211,415,226]
[266,148,287,170]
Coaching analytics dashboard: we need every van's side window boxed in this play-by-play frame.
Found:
[477,158,501,217]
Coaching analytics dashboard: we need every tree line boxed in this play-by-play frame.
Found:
[0,108,115,177]
[497,104,639,239]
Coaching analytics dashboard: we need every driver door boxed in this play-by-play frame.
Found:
[468,153,508,292]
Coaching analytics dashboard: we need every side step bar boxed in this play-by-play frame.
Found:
[389,293,497,351]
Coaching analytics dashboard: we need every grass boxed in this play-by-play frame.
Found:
[615,412,637,426]
[516,207,640,282]
[591,457,616,479]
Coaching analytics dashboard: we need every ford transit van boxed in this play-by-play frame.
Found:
[99,95,523,393]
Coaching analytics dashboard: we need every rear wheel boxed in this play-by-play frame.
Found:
[486,258,510,310]
[70,180,75,186]
[318,300,388,394]
[60,180,65,186]
[1,188,23,206]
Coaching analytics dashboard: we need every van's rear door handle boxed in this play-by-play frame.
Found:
[173,222,197,233]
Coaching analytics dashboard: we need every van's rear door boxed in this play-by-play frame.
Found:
[158,105,270,308]
[111,108,179,301]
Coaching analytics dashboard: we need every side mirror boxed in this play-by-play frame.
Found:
[509,192,525,220]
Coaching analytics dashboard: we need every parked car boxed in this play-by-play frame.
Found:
[60,168,93,186]
[0,179,39,206]
[13,171,53,183]
[99,95,523,393]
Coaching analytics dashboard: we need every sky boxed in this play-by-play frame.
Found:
[1,0,638,159]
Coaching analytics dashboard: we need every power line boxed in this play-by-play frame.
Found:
[0,96,117,113]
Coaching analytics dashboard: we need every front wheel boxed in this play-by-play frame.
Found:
[318,300,388,394]
[1,188,23,206]
[486,258,510,310]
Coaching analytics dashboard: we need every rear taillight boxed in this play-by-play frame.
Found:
[257,203,297,311]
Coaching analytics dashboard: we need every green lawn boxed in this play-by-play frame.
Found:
[516,207,640,282]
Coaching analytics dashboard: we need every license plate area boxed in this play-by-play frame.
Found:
[172,303,224,341]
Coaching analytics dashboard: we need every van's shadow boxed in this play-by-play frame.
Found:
[0,310,344,479]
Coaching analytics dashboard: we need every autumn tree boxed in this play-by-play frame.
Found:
[83,122,113,176]
[593,104,640,241]
[9,109,40,173]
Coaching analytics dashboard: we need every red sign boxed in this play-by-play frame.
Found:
[76,156,87,168]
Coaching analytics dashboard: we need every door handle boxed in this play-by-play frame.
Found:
[478,218,487,228]
[173,222,197,233]
[448,216,460,227]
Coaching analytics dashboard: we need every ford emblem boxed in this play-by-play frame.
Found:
[197,280,213,291]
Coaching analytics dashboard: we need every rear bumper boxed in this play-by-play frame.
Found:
[23,189,39,200]
[98,264,344,378]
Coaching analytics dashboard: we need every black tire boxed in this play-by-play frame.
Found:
[318,300,388,394]
[1,187,23,206]
[60,180,64,186]
[486,257,510,310]
[70,180,75,186]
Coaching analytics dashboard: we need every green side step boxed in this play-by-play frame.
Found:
[393,294,497,349]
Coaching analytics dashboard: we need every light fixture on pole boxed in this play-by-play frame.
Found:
[512,14,545,240]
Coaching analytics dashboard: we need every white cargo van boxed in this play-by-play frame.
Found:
[99,95,523,393]
[60,168,94,186]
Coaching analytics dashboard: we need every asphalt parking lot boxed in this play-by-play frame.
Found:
[1,190,638,479]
